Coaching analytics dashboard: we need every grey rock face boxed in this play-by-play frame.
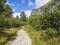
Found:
[31,0,60,15]
[11,29,32,45]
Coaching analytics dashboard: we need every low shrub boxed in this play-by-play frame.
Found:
[40,28,58,41]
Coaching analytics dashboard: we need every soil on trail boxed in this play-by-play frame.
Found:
[11,29,32,45]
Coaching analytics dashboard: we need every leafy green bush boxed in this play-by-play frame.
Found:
[29,5,60,31]
[46,28,57,37]
[40,28,58,41]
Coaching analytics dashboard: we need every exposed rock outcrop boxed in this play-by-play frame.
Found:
[31,0,60,15]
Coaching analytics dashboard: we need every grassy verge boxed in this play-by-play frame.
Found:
[23,25,60,45]
[0,25,60,45]
[23,25,45,45]
[0,27,21,45]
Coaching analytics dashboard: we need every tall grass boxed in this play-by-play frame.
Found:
[23,25,60,45]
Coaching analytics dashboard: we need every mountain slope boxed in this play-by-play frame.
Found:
[31,0,60,15]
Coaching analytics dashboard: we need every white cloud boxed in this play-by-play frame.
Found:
[29,1,34,6]
[35,0,51,8]
[12,9,15,12]
[25,10,32,17]
[28,0,34,6]
[12,12,20,18]
[12,10,32,18]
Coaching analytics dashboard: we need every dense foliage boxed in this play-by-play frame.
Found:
[0,0,27,45]
[0,1,27,28]
[29,5,60,41]
[0,0,60,45]
[20,11,27,26]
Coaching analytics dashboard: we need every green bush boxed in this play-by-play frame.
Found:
[40,28,58,41]
[0,36,7,45]
[46,28,58,37]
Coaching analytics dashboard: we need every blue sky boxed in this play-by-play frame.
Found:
[6,0,51,17]
[6,0,35,13]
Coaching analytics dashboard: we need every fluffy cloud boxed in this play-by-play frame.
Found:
[28,1,34,6]
[12,12,20,18]
[12,10,32,18]
[28,0,34,6]
[35,0,51,8]
[7,0,51,18]
[25,10,32,17]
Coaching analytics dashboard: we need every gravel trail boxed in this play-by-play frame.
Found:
[11,29,32,45]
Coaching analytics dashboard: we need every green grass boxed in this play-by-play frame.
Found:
[0,36,7,43]
[23,25,60,45]
[3,28,20,35]
[0,25,60,45]
[0,27,21,45]
[23,25,45,45]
